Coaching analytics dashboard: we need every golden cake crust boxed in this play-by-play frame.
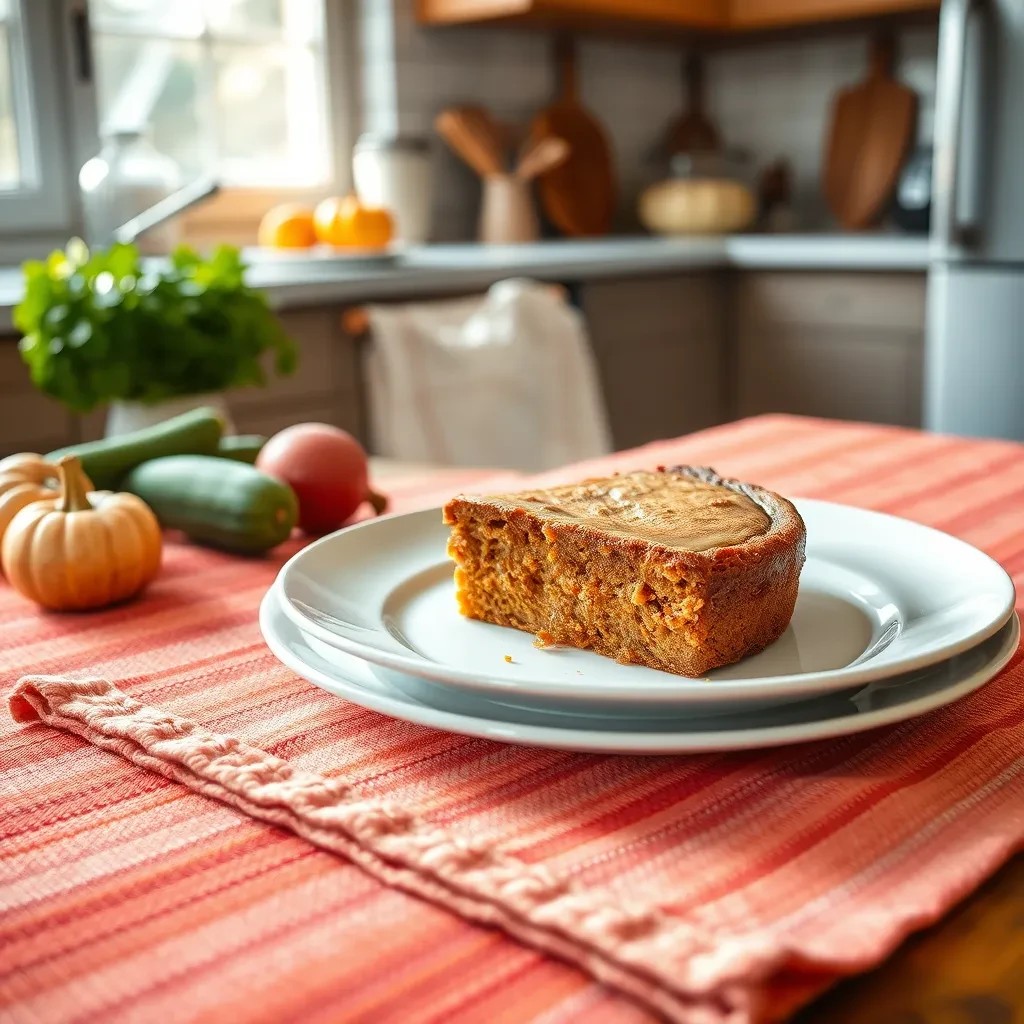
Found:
[443,466,806,677]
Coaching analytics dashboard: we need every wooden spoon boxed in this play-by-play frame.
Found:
[451,105,508,171]
[516,136,569,181]
[435,108,505,178]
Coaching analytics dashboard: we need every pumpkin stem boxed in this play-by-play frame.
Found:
[57,456,94,513]
[367,488,389,516]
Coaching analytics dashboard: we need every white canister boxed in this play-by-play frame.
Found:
[352,135,433,245]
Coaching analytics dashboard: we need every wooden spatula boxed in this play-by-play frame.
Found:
[516,136,569,181]
[452,105,508,171]
[666,54,720,157]
[435,108,505,178]
[822,34,918,230]
[530,36,617,237]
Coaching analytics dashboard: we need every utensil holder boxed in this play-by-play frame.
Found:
[478,175,539,244]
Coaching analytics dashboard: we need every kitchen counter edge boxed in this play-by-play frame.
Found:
[0,235,933,334]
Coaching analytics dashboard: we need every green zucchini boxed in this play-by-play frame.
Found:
[216,434,267,464]
[122,454,297,553]
[48,407,225,490]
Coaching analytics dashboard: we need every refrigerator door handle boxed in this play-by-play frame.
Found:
[934,0,990,248]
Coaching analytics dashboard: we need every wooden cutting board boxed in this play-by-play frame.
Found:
[531,37,617,237]
[823,34,918,230]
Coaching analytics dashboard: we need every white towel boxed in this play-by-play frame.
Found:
[365,278,613,472]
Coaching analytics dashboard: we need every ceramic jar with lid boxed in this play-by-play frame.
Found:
[353,134,433,245]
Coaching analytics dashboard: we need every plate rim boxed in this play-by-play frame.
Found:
[260,586,1021,754]
[277,500,1017,706]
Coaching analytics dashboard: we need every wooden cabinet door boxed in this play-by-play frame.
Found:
[734,272,926,427]
[0,342,78,457]
[582,273,727,451]
[224,308,364,441]
[75,307,367,446]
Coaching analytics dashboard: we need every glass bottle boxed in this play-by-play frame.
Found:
[79,129,182,253]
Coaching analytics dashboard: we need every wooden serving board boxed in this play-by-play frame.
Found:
[530,36,617,237]
[822,34,917,230]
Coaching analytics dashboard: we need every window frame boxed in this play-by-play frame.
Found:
[0,0,76,234]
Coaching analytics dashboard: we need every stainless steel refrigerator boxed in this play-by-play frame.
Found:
[924,0,1024,440]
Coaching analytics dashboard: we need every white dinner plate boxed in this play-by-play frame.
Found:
[277,502,1016,712]
[261,584,1020,754]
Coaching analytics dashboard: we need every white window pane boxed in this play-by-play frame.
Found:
[0,0,10,21]
[91,0,330,190]
[0,0,73,230]
[0,25,18,190]
[205,0,321,42]
[213,44,327,186]
[91,0,203,38]
[94,36,210,179]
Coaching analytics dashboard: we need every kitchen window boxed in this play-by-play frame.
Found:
[90,0,333,189]
[0,0,18,191]
[0,0,75,234]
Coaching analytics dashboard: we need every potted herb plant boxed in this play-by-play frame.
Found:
[15,240,298,436]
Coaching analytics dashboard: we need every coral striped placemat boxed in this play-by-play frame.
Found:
[3,414,1023,1024]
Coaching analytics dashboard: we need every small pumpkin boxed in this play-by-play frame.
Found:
[0,452,56,487]
[2,456,162,611]
[0,453,95,555]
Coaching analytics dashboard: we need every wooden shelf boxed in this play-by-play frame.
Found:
[416,0,938,33]
[416,0,723,31]
[729,0,939,30]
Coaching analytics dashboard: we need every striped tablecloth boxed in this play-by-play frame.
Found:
[3,414,1023,1024]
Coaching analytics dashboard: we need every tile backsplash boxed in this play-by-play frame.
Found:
[359,1,938,240]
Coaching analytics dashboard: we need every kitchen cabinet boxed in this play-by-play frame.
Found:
[79,311,364,443]
[582,273,728,450]
[0,307,366,456]
[416,0,937,33]
[729,0,939,30]
[225,308,364,441]
[0,343,77,457]
[416,0,725,31]
[0,269,929,459]
[733,271,926,427]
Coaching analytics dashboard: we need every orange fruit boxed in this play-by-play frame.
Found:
[312,196,352,247]
[348,203,394,249]
[257,203,317,249]
[314,195,394,249]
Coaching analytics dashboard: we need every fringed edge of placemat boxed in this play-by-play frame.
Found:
[10,675,776,1024]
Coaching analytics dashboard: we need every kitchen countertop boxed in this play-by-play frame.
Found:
[0,234,932,333]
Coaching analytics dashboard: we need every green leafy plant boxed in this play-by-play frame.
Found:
[15,240,298,413]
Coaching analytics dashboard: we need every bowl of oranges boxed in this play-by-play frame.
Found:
[256,195,398,264]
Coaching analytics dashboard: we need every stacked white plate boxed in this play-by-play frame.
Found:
[261,500,1018,754]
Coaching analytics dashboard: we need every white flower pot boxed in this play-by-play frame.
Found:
[105,394,235,438]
